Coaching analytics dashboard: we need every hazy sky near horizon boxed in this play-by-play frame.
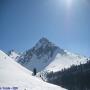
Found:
[0,0,90,57]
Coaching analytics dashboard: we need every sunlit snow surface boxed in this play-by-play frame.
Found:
[0,50,66,90]
[45,50,87,72]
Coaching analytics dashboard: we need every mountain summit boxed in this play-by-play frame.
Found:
[17,37,66,72]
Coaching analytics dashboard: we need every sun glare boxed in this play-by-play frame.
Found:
[65,0,73,8]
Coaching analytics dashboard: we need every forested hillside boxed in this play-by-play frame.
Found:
[45,59,90,90]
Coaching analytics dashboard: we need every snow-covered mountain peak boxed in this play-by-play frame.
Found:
[30,37,66,56]
[17,38,66,72]
[34,37,55,51]
[39,37,50,44]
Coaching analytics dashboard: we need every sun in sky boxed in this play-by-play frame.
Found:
[65,0,73,8]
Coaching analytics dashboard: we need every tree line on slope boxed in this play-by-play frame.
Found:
[45,60,90,90]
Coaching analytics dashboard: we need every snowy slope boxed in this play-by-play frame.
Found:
[0,50,66,90]
[45,52,87,72]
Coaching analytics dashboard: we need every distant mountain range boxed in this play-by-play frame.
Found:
[8,37,88,73]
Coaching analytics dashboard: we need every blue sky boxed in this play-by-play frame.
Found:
[0,0,90,57]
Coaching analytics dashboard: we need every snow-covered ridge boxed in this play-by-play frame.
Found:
[8,50,20,61]
[0,50,66,90]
